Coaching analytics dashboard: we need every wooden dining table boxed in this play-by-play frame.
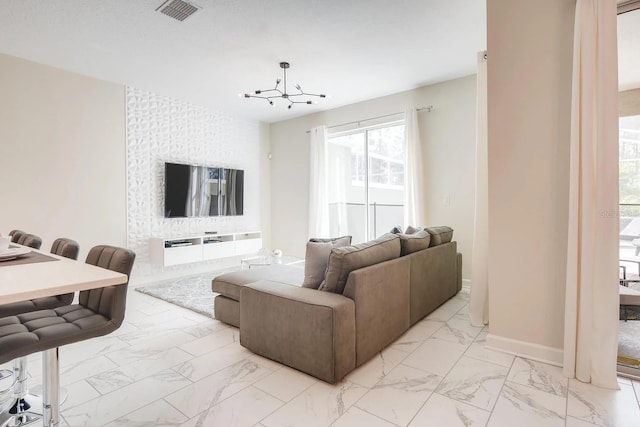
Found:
[0,244,127,305]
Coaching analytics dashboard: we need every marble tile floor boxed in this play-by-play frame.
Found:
[2,285,640,426]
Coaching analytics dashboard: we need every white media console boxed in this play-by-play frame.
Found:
[149,231,262,267]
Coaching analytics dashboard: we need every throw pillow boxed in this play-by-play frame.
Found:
[302,236,353,289]
[398,230,431,256]
[309,235,352,246]
[319,233,401,294]
[390,225,403,234]
[405,225,422,235]
[424,226,454,246]
[301,241,333,289]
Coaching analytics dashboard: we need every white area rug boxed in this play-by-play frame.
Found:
[135,268,239,317]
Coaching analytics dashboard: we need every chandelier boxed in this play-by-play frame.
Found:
[243,62,326,109]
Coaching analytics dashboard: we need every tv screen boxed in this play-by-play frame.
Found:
[164,162,244,218]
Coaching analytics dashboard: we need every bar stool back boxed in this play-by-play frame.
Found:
[7,231,24,244]
[16,234,42,250]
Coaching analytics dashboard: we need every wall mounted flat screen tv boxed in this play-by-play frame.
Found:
[164,162,244,218]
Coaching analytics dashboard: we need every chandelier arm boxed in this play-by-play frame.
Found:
[256,88,282,95]
[298,91,326,98]
[248,94,285,102]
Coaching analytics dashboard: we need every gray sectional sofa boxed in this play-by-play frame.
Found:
[212,231,462,383]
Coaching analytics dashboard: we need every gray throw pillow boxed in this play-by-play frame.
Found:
[302,236,353,289]
[302,241,333,289]
[405,225,422,235]
[309,235,352,246]
[390,225,403,234]
[319,233,401,294]
[424,226,454,246]
[398,230,431,256]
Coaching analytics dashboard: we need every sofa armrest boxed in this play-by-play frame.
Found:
[407,241,458,325]
[239,280,356,384]
[343,256,410,366]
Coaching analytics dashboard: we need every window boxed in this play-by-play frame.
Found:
[619,115,640,247]
[327,122,405,243]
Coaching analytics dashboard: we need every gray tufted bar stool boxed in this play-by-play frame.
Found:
[0,238,80,425]
[0,245,134,427]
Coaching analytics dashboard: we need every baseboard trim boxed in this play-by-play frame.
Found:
[486,333,563,367]
[462,279,471,288]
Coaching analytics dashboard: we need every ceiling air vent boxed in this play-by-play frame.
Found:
[156,0,201,22]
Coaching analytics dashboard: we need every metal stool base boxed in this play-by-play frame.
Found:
[8,395,43,416]
[0,411,40,427]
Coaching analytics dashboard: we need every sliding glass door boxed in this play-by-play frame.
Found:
[617,3,640,375]
[327,122,405,243]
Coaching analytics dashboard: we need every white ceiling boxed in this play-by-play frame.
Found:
[0,0,486,123]
[4,1,635,123]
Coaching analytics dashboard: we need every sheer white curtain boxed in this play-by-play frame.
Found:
[563,0,619,389]
[403,107,425,227]
[330,155,350,237]
[308,126,330,238]
[470,51,489,327]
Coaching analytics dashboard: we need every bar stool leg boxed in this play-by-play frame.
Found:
[1,358,40,427]
[6,358,43,416]
[42,349,59,427]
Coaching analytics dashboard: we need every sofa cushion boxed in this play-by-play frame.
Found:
[425,226,454,247]
[319,233,401,294]
[212,265,303,301]
[398,230,431,256]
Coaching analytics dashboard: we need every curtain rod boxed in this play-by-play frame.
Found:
[618,0,640,14]
[305,105,433,134]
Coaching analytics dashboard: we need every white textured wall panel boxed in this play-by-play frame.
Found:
[126,86,263,276]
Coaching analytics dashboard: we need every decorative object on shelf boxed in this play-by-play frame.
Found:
[257,247,271,260]
[242,62,326,109]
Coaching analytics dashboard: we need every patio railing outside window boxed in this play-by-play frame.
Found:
[329,202,403,244]
[620,203,640,259]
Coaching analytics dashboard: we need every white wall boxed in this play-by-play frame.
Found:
[126,87,270,278]
[0,54,126,261]
[0,54,269,280]
[270,75,477,279]
[487,0,574,361]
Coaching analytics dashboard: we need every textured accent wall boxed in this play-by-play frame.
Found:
[126,86,264,276]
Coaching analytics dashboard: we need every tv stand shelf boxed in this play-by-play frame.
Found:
[150,231,262,267]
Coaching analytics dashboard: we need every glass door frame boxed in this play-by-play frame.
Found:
[328,119,405,242]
